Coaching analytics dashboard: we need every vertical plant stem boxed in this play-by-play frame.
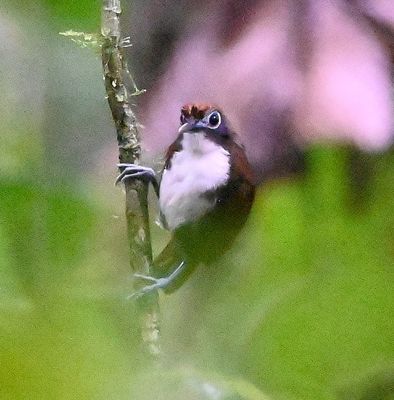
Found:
[101,0,160,357]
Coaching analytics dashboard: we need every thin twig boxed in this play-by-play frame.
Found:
[101,0,160,357]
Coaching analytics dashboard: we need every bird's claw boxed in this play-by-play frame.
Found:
[115,163,156,186]
[127,261,186,300]
[128,274,170,300]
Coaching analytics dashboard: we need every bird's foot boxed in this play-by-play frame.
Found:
[115,163,156,185]
[128,261,186,300]
[128,274,172,300]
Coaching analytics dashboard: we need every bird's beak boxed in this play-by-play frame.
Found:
[178,121,205,134]
[178,122,192,134]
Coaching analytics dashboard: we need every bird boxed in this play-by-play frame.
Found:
[116,103,255,296]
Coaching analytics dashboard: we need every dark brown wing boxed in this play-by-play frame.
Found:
[158,133,184,230]
[163,133,183,170]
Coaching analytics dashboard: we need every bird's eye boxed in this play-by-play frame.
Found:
[180,114,186,124]
[208,111,221,129]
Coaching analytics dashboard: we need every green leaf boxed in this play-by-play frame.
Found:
[59,30,103,51]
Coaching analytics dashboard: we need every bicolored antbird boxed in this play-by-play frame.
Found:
[117,103,255,295]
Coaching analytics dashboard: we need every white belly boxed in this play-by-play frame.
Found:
[159,132,230,230]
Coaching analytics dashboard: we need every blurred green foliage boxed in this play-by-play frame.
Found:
[2,0,99,30]
[0,2,393,400]
[0,147,393,400]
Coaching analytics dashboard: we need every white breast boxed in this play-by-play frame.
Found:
[159,132,230,231]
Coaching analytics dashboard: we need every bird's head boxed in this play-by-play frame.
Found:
[178,103,230,137]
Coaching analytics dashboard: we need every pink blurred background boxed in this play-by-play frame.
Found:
[127,0,394,182]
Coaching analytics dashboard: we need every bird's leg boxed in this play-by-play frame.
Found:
[128,261,187,299]
[115,163,159,197]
